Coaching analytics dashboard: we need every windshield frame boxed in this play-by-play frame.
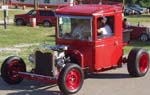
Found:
[56,15,93,41]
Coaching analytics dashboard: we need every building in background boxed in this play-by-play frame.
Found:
[4,0,74,8]
[2,0,123,8]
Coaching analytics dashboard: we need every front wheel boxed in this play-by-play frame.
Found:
[1,56,26,84]
[43,21,52,27]
[127,48,149,77]
[140,33,149,42]
[16,19,25,26]
[58,63,84,94]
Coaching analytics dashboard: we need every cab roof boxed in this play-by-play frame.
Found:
[55,4,122,16]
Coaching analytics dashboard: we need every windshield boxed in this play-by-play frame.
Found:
[58,16,92,41]
[27,10,36,15]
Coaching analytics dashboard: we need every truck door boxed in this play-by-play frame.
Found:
[31,10,37,20]
[36,10,44,23]
[95,16,123,70]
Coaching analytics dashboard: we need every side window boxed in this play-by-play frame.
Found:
[48,11,55,16]
[97,16,114,38]
[39,11,44,16]
[31,10,37,16]
[39,11,54,16]
[44,0,50,3]
[64,0,67,2]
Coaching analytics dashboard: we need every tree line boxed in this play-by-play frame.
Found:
[109,0,149,7]
[126,0,150,7]
[113,0,149,7]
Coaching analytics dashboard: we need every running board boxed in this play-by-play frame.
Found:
[18,72,57,84]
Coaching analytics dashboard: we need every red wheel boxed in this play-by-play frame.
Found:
[66,68,81,90]
[127,48,150,77]
[58,64,84,94]
[1,56,26,84]
[139,53,149,73]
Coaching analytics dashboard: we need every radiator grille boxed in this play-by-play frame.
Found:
[35,51,54,76]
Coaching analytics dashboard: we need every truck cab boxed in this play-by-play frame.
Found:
[55,4,123,71]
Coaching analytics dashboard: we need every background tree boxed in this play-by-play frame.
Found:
[122,0,150,7]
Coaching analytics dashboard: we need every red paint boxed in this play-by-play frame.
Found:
[19,72,57,84]
[14,9,56,26]
[2,1,150,94]
[7,60,23,80]
[129,26,148,40]
[56,4,121,16]
[139,53,149,73]
[66,69,81,91]
[55,4,123,72]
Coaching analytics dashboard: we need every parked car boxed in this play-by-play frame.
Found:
[124,7,140,15]
[130,4,147,13]
[14,9,56,27]
[128,4,148,14]
[129,7,144,14]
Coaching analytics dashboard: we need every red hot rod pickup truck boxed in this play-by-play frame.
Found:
[1,1,150,95]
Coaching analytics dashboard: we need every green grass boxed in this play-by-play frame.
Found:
[126,14,150,25]
[124,41,150,54]
[0,9,32,20]
[0,25,55,69]
[0,8,55,69]
[0,25,55,47]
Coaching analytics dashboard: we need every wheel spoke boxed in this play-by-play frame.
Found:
[66,69,81,90]
[58,64,83,94]
[7,60,23,80]
[1,56,26,84]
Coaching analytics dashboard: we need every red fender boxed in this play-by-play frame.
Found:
[65,49,84,68]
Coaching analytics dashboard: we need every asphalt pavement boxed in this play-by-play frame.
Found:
[0,64,150,95]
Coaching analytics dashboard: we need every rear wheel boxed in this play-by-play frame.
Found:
[58,63,84,94]
[1,56,26,84]
[140,33,149,42]
[16,19,25,26]
[127,48,149,77]
[43,21,52,27]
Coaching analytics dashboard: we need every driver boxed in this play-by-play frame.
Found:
[71,20,91,40]
[97,17,112,37]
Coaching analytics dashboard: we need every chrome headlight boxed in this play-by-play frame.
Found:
[28,54,35,63]
[56,58,65,69]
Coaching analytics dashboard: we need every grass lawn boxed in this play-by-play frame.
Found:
[0,24,55,69]
[126,14,150,25]
[0,25,55,47]
[0,8,33,20]
[124,41,150,55]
